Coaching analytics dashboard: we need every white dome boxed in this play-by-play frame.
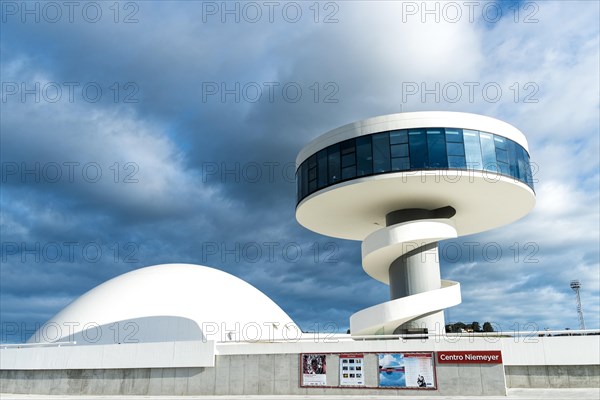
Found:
[30,263,300,344]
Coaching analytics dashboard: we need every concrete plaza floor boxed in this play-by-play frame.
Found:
[2,388,600,399]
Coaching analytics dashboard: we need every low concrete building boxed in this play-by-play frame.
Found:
[1,263,598,396]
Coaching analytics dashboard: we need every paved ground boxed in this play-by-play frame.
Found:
[1,389,599,399]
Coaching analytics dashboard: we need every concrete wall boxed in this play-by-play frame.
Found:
[505,365,600,388]
[4,362,598,395]
[499,335,600,365]
[2,335,598,395]
[0,353,506,396]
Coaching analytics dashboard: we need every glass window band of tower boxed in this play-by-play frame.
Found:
[296,128,534,204]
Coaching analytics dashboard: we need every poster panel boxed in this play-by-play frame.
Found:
[378,352,436,389]
[339,354,365,386]
[301,354,327,386]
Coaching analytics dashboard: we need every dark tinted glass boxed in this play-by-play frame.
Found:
[463,130,483,170]
[447,142,465,156]
[392,157,410,171]
[296,169,301,200]
[342,166,356,180]
[479,132,497,172]
[390,130,408,144]
[356,136,373,176]
[517,147,529,183]
[301,163,308,199]
[427,129,448,168]
[308,178,316,193]
[506,139,518,179]
[317,149,328,189]
[327,144,341,184]
[391,144,409,158]
[341,139,355,155]
[524,152,534,187]
[494,135,507,150]
[342,153,355,168]
[445,129,463,142]
[297,128,533,204]
[308,166,316,182]
[448,155,467,169]
[373,132,391,173]
[496,148,508,163]
[409,130,427,169]
[498,162,510,175]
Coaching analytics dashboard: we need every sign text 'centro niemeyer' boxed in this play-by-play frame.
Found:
[437,351,503,364]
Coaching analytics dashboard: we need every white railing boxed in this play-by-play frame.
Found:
[215,328,599,344]
[1,341,77,349]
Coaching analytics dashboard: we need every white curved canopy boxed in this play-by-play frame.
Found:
[297,111,529,167]
[30,263,299,344]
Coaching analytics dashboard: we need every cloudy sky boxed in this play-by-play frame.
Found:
[1,0,598,342]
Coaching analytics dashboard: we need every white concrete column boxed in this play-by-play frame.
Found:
[389,242,445,334]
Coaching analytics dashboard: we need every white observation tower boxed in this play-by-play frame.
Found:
[295,112,536,336]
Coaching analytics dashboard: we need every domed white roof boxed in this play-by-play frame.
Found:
[30,264,299,344]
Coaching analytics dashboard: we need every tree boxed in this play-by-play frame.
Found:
[446,322,468,333]
[447,321,497,333]
[454,322,466,331]
[483,322,494,332]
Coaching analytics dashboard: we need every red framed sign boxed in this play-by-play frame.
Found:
[437,351,503,364]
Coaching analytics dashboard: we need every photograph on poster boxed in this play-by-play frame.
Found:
[339,354,364,386]
[301,354,327,386]
[378,353,436,389]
